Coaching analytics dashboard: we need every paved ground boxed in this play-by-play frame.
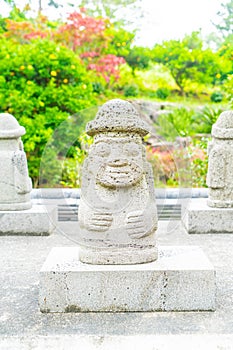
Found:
[1,217,233,349]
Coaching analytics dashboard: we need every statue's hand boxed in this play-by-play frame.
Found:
[126,210,147,238]
[126,208,157,239]
[88,211,113,232]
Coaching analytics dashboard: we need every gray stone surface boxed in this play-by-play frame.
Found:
[1,220,233,348]
[78,99,158,264]
[0,113,32,210]
[39,246,215,312]
[182,198,233,234]
[183,112,233,232]
[207,110,233,207]
[0,205,57,235]
[1,334,233,350]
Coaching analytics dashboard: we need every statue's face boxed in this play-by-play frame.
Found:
[88,133,144,188]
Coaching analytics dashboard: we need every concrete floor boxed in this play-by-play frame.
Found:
[1,219,233,349]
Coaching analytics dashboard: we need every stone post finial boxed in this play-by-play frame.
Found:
[0,113,32,210]
[78,99,158,264]
[207,110,233,207]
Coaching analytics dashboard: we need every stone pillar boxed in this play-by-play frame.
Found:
[0,113,32,210]
[0,113,56,235]
[182,109,233,234]
[207,110,233,207]
[78,99,158,264]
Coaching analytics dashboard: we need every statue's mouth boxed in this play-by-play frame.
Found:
[96,161,143,188]
[107,160,128,167]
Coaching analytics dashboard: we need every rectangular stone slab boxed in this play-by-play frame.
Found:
[182,198,233,234]
[0,205,56,235]
[39,246,215,312]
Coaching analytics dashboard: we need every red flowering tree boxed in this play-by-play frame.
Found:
[4,15,49,42]
[81,52,125,83]
[3,8,126,85]
[54,8,126,84]
[55,9,107,52]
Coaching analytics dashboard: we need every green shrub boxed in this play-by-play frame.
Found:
[194,106,223,134]
[123,84,139,97]
[0,37,96,186]
[155,107,196,140]
[223,74,233,107]
[188,138,209,187]
[60,133,93,187]
[92,81,105,94]
[210,91,224,103]
[156,87,170,100]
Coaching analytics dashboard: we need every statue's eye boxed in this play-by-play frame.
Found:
[123,143,140,157]
[95,143,111,157]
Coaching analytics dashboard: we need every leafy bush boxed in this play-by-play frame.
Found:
[210,91,224,103]
[123,84,139,97]
[0,36,96,186]
[156,87,170,100]
[155,107,196,140]
[59,132,93,187]
[5,10,127,87]
[188,138,209,187]
[92,81,105,94]
[194,106,223,134]
[223,74,233,106]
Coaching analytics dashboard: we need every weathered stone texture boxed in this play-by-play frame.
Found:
[207,110,233,208]
[0,113,32,210]
[39,246,215,312]
[78,99,158,264]
[182,198,233,234]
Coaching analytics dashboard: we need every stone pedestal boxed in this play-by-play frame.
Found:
[0,205,56,235]
[182,198,233,234]
[39,246,215,312]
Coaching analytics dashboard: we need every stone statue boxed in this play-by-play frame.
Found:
[207,110,233,207]
[78,99,158,264]
[0,113,32,210]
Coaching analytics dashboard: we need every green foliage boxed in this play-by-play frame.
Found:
[0,36,96,186]
[106,27,135,57]
[124,46,151,74]
[116,62,176,98]
[1,4,232,190]
[188,138,209,187]
[155,105,225,143]
[152,31,232,96]
[123,84,139,97]
[60,132,93,187]
[39,109,97,187]
[210,91,224,103]
[156,87,170,100]
[223,73,233,106]
[155,107,196,140]
[92,81,105,94]
[194,106,224,134]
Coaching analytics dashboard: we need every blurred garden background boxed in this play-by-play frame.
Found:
[0,0,233,188]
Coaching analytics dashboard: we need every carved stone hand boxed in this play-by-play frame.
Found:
[88,211,113,232]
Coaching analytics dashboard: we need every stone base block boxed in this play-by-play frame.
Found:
[39,246,215,312]
[182,198,233,234]
[0,205,56,235]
